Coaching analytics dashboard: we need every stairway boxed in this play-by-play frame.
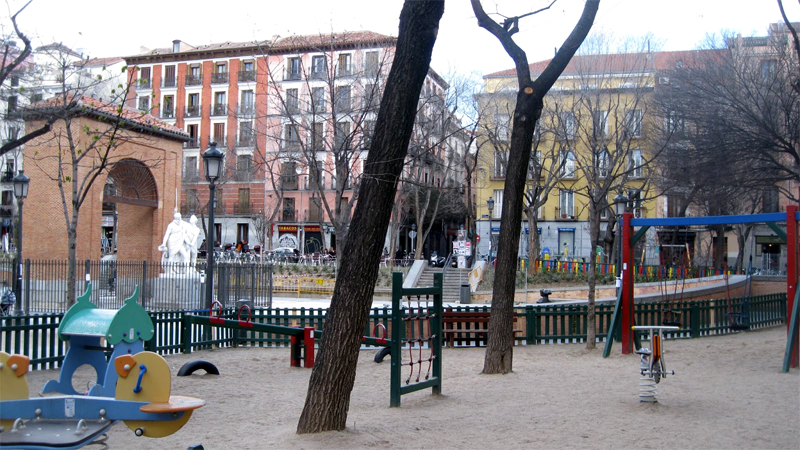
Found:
[416,265,472,304]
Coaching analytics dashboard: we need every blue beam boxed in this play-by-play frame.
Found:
[631,212,792,227]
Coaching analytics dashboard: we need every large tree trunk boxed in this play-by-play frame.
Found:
[585,207,601,349]
[296,0,444,434]
[474,0,600,374]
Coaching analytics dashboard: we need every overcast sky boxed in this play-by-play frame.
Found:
[5,0,800,78]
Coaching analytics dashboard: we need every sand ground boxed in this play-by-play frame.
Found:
[19,326,800,449]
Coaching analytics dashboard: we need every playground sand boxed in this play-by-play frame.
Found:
[22,326,799,449]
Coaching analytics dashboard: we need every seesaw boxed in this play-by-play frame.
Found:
[0,283,204,449]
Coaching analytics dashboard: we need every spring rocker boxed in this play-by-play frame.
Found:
[0,283,204,449]
[632,325,678,403]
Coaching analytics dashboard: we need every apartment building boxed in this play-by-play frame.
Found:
[125,31,457,254]
[476,23,797,270]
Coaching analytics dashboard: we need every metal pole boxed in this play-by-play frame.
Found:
[15,198,23,314]
[205,181,216,309]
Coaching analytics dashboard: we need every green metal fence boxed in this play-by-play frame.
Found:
[1,293,786,371]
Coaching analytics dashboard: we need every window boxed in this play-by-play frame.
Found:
[335,86,351,111]
[186,124,199,148]
[237,188,251,213]
[363,120,376,146]
[184,156,198,180]
[625,109,643,138]
[138,96,150,112]
[593,110,608,138]
[186,93,200,117]
[627,189,642,218]
[163,65,176,87]
[240,90,254,114]
[559,190,574,217]
[493,150,508,178]
[761,60,777,82]
[6,95,17,113]
[365,51,379,76]
[309,159,323,190]
[629,149,643,177]
[213,123,226,146]
[594,150,610,178]
[363,83,378,111]
[213,92,227,115]
[186,64,202,85]
[337,53,352,76]
[282,197,296,221]
[284,124,300,148]
[239,60,255,82]
[496,114,511,141]
[665,110,684,134]
[561,151,575,178]
[186,189,197,212]
[237,155,253,172]
[311,55,326,79]
[309,196,323,221]
[281,162,298,190]
[139,67,151,88]
[287,57,301,80]
[335,121,351,149]
[237,223,250,242]
[558,111,575,140]
[238,121,254,146]
[762,186,780,213]
[161,95,174,118]
[286,88,299,113]
[211,63,228,84]
[311,87,325,113]
[492,189,503,219]
[311,122,324,149]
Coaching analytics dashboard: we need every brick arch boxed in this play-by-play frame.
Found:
[104,159,159,207]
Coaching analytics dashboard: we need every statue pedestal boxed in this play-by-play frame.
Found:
[153,272,204,310]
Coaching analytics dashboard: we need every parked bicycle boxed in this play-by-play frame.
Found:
[1,286,15,316]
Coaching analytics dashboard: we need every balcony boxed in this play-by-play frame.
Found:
[183,138,200,149]
[231,169,253,182]
[238,70,256,82]
[185,74,202,86]
[211,73,229,84]
[0,205,13,218]
[211,135,230,148]
[237,136,255,148]
[233,202,253,214]
[1,171,13,182]
[282,209,296,222]
[309,70,326,80]
[212,104,227,116]
[185,105,201,118]
[238,104,255,115]
[337,67,352,77]
[160,109,175,119]
[183,169,200,182]
[137,79,152,89]
[285,71,301,81]
[162,77,177,88]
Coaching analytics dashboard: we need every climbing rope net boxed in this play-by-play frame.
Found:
[402,294,437,385]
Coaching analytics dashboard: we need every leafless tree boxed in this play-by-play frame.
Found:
[296,0,444,433]
[471,0,600,374]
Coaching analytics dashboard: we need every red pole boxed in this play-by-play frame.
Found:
[786,205,799,368]
[621,212,634,354]
[304,327,316,368]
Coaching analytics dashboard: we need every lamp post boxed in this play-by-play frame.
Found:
[486,197,494,263]
[410,223,417,258]
[613,191,628,297]
[12,170,29,315]
[203,143,224,309]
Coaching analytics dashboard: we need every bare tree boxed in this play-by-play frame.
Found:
[471,0,600,374]
[296,0,444,433]
[22,48,163,304]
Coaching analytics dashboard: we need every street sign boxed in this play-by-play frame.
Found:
[409,231,417,239]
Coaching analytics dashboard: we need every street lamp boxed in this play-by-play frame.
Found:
[486,197,494,263]
[203,142,224,309]
[613,191,628,297]
[12,170,29,314]
[410,223,417,258]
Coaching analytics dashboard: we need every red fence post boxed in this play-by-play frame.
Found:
[303,327,315,368]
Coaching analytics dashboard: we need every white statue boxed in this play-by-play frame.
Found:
[158,212,189,274]
[183,214,201,271]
